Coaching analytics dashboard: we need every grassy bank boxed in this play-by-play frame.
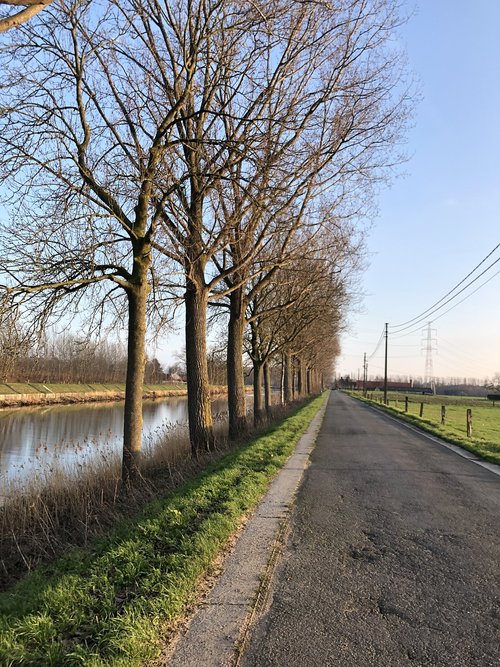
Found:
[0,382,233,408]
[347,391,500,464]
[0,383,187,395]
[0,393,327,666]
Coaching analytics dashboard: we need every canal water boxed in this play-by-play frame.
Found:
[0,395,232,488]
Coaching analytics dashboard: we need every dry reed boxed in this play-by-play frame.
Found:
[0,402,298,591]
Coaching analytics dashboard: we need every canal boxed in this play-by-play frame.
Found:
[0,395,232,487]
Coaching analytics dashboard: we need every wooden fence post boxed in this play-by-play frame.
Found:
[419,402,424,417]
[441,405,446,425]
[405,396,408,412]
[466,409,472,437]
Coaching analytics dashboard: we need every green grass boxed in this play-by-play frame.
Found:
[0,393,326,666]
[0,384,21,395]
[0,383,188,396]
[0,383,43,394]
[347,391,500,464]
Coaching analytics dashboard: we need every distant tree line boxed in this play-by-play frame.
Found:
[0,0,412,482]
[0,326,166,385]
[338,373,499,397]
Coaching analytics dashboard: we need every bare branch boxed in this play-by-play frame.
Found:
[0,0,53,33]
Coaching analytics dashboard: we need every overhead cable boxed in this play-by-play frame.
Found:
[392,267,500,339]
[390,254,500,334]
[367,326,385,360]
[389,242,500,331]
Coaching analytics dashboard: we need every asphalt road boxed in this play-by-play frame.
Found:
[240,391,500,667]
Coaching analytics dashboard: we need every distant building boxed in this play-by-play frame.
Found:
[360,380,413,391]
[166,372,186,383]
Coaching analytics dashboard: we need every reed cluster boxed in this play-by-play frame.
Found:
[1,403,300,591]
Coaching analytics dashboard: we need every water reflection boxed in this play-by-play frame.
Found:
[0,395,231,487]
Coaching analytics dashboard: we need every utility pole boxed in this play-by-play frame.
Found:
[383,323,388,405]
[363,352,367,395]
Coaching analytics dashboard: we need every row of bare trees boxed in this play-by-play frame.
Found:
[0,0,412,482]
[0,325,166,384]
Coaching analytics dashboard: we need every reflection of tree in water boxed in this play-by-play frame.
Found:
[0,397,205,487]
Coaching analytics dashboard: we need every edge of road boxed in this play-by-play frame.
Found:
[164,394,329,667]
[354,394,500,478]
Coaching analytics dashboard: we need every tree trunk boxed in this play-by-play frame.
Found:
[121,279,149,484]
[185,277,214,456]
[313,370,319,393]
[306,367,311,394]
[280,355,285,405]
[227,285,248,440]
[253,361,264,426]
[283,351,293,403]
[297,357,304,397]
[264,361,272,416]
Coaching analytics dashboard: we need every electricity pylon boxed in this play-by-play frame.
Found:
[422,322,437,391]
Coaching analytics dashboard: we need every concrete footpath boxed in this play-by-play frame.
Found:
[166,391,500,666]
[165,394,329,667]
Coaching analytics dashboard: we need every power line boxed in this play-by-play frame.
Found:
[367,326,385,360]
[362,243,500,382]
[392,266,500,339]
[390,254,500,334]
[422,322,437,387]
[437,348,488,376]
[427,266,500,324]
[389,242,500,332]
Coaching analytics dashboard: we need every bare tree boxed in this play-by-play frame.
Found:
[144,0,289,454]
[0,0,199,481]
[0,0,307,458]
[0,308,32,381]
[0,0,412,464]
[245,229,356,423]
[206,344,227,387]
[6,333,165,385]
[209,0,412,437]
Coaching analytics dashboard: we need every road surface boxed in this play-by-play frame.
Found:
[241,391,500,666]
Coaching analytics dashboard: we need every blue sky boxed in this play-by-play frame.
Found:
[1,1,497,382]
[335,0,500,383]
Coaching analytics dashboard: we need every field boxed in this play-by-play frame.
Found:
[0,383,193,407]
[349,391,500,464]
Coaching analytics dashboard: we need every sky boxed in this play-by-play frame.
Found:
[335,0,500,384]
[1,1,498,382]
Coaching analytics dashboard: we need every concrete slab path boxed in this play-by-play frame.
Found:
[165,396,328,667]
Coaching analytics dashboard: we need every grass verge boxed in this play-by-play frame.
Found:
[346,391,500,465]
[0,393,327,666]
[0,384,188,395]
